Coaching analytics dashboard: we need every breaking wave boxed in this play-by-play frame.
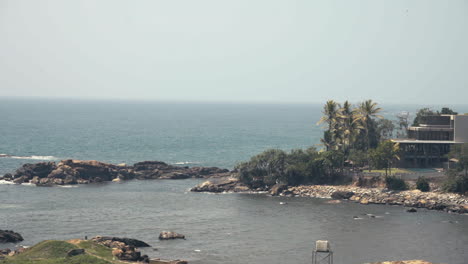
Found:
[173,161,201,165]
[0,180,16,185]
[0,154,59,161]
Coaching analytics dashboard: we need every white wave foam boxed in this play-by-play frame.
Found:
[21,182,36,187]
[0,154,58,160]
[0,180,16,185]
[58,185,78,188]
[173,161,200,165]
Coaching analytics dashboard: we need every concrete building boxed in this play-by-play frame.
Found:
[393,115,468,168]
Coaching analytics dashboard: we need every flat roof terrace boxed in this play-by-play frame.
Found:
[392,139,463,144]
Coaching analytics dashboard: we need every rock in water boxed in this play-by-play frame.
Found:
[406,208,417,213]
[331,191,355,200]
[91,236,151,247]
[0,230,24,243]
[159,231,185,240]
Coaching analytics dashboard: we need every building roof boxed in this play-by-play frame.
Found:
[391,139,463,144]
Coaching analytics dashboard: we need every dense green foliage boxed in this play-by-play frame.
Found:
[385,176,407,191]
[317,99,401,172]
[370,141,400,176]
[416,177,430,192]
[443,170,468,194]
[443,143,468,194]
[412,107,458,126]
[0,240,115,264]
[236,148,348,187]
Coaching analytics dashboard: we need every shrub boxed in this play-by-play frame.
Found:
[385,176,407,191]
[416,176,430,192]
[442,169,468,194]
[235,148,346,187]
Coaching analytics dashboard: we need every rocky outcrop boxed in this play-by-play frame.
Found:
[92,236,149,262]
[3,159,233,186]
[0,230,24,243]
[286,185,468,214]
[191,179,468,214]
[331,191,355,200]
[159,231,185,240]
[92,236,150,247]
[190,178,250,193]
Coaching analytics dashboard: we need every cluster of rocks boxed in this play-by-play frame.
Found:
[0,230,23,243]
[285,185,468,214]
[190,177,251,193]
[190,178,468,214]
[159,231,185,240]
[1,159,232,186]
[92,236,151,262]
[0,246,27,259]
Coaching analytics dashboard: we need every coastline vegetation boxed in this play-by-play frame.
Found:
[0,240,116,264]
[236,99,402,188]
[236,101,468,196]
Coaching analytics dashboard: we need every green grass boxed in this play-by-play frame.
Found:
[0,240,115,264]
[77,241,115,261]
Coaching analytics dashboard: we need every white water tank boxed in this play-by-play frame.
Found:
[315,240,330,252]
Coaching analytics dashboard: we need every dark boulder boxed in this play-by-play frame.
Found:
[0,230,24,243]
[133,161,174,171]
[59,160,118,182]
[13,162,56,181]
[92,236,150,247]
[406,208,417,213]
[2,173,13,180]
[160,172,191,179]
[112,246,141,261]
[331,191,355,200]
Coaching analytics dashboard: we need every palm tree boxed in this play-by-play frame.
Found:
[317,100,340,150]
[317,100,339,131]
[356,100,383,170]
[338,101,362,153]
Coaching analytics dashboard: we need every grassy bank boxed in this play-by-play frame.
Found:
[0,240,123,264]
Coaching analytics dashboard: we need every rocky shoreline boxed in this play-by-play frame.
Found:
[0,159,233,186]
[191,178,468,214]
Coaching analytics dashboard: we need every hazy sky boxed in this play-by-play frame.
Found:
[1,1,467,104]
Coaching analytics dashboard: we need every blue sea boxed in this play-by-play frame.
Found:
[2,97,466,174]
[1,98,467,264]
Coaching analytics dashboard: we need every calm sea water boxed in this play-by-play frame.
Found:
[0,98,467,264]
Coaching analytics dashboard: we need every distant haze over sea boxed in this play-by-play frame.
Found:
[1,97,467,174]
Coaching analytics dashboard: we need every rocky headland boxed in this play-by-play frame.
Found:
[191,178,468,214]
[0,236,188,264]
[0,159,232,186]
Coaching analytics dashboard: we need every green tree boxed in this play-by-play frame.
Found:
[439,107,458,115]
[317,100,340,151]
[356,100,383,170]
[448,143,468,177]
[370,140,400,176]
[376,118,395,141]
[412,108,436,126]
[337,101,362,154]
